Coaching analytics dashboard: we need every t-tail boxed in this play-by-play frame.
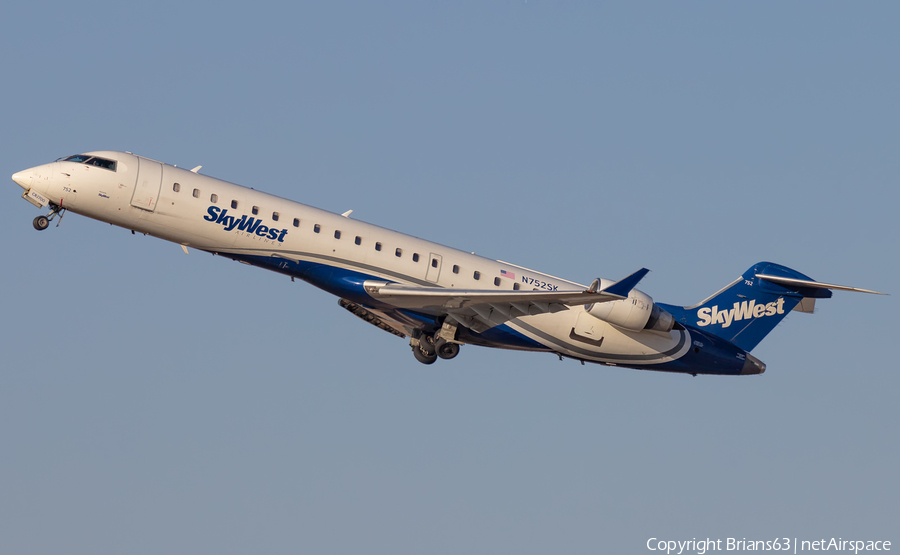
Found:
[658,262,885,352]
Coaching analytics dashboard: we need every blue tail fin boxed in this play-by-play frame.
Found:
[658,262,833,352]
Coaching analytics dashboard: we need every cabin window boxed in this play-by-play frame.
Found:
[314,224,321,233]
[513,283,521,290]
[252,206,259,215]
[412,253,419,262]
[210,194,218,203]
[173,183,180,192]
[192,188,200,198]
[494,277,501,286]
[293,218,300,227]
[334,230,341,239]
[474,271,481,280]
[375,242,382,251]
[272,212,279,221]
[395,248,402,257]
[452,264,459,274]
[231,200,238,209]
[355,236,361,245]
[432,259,439,268]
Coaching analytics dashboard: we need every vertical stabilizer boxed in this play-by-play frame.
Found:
[658,262,834,351]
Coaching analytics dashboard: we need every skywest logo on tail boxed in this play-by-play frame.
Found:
[697,298,785,328]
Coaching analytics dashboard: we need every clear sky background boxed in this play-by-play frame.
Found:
[1,2,897,554]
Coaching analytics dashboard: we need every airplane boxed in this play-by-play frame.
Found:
[11,151,885,376]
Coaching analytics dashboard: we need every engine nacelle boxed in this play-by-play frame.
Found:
[585,279,674,333]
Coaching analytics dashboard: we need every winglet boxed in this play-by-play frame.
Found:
[601,268,650,297]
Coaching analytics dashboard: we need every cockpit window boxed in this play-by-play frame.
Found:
[62,154,117,172]
[64,154,92,163]
[87,157,116,171]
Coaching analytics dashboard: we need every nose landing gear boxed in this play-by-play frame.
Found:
[33,215,49,230]
[33,204,66,231]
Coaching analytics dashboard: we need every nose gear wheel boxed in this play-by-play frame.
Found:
[33,204,66,231]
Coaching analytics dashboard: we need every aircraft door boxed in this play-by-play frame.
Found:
[130,157,162,211]
[426,253,442,283]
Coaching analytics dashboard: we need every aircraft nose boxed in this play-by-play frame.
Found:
[12,169,34,190]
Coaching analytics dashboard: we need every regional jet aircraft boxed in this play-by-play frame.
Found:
[12,152,884,375]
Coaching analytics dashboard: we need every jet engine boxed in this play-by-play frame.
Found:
[585,279,675,333]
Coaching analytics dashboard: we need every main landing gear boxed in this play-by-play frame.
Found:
[410,330,461,365]
[33,204,66,231]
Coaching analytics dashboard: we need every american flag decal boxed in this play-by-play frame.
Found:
[500,269,516,280]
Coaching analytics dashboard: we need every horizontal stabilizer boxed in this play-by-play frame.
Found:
[755,274,886,295]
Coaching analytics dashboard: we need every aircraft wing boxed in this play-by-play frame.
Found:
[365,282,623,309]
[363,268,649,333]
[364,282,611,332]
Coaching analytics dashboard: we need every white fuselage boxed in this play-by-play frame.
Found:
[15,151,691,368]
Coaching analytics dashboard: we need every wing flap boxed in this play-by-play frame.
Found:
[338,298,408,338]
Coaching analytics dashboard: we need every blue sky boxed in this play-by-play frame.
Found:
[1,2,897,553]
